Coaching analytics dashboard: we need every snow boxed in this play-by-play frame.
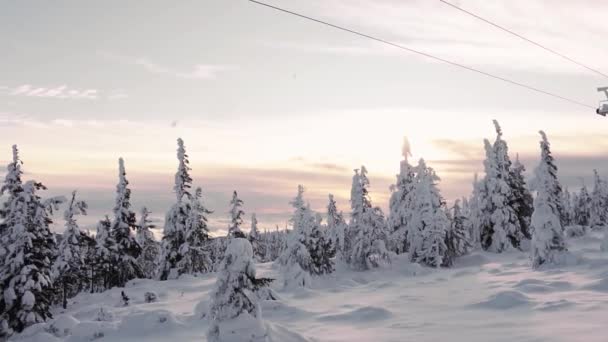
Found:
[9,231,608,342]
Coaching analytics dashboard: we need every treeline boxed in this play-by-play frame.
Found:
[1,121,607,337]
[0,139,288,337]
[207,120,605,338]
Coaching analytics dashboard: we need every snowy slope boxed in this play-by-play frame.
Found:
[12,232,608,342]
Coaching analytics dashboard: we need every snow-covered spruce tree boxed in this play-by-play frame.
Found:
[573,184,591,227]
[480,137,522,252]
[309,210,334,275]
[135,207,160,279]
[531,131,567,268]
[407,159,451,267]
[467,173,485,249]
[289,185,307,236]
[177,187,213,274]
[561,188,574,227]
[388,137,416,254]
[228,191,246,238]
[277,186,315,287]
[510,154,534,239]
[491,120,526,249]
[0,181,62,337]
[533,130,566,229]
[108,158,142,287]
[207,238,268,342]
[348,167,390,270]
[53,191,88,309]
[158,138,193,280]
[589,170,608,230]
[326,194,347,259]
[80,229,97,293]
[91,216,114,291]
[445,200,472,260]
[0,145,24,262]
[248,213,264,261]
[0,145,23,225]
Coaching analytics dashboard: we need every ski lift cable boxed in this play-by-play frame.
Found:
[249,0,594,110]
[439,0,608,80]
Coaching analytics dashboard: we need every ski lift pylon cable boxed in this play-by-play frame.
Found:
[438,0,608,80]
[248,0,594,110]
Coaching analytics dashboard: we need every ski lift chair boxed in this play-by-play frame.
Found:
[598,87,608,117]
[597,100,608,117]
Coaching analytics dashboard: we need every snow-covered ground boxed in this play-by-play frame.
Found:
[13,232,608,342]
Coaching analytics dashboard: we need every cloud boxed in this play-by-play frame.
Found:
[310,162,349,172]
[431,139,483,159]
[289,156,350,173]
[428,159,482,175]
[5,84,98,99]
[1,85,126,101]
[107,90,128,100]
[0,114,141,129]
[98,51,235,80]
[133,58,234,80]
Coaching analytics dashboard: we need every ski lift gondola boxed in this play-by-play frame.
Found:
[597,87,608,116]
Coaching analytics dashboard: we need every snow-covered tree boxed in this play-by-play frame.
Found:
[278,186,315,287]
[174,138,192,201]
[159,138,194,280]
[309,212,334,275]
[108,158,142,287]
[288,185,307,234]
[136,207,160,279]
[480,137,522,252]
[467,173,485,249]
[0,181,62,337]
[0,145,24,261]
[326,194,347,259]
[207,238,268,342]
[510,155,534,239]
[533,131,566,229]
[248,213,263,261]
[91,216,114,291]
[351,206,391,270]
[531,131,567,268]
[589,170,608,230]
[445,200,471,260]
[407,159,451,267]
[561,188,575,227]
[228,191,245,238]
[573,184,591,227]
[178,187,213,275]
[53,191,88,309]
[348,167,390,270]
[388,137,416,254]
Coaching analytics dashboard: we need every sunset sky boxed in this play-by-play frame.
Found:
[1,0,608,235]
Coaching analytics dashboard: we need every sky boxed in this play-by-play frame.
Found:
[1,0,608,235]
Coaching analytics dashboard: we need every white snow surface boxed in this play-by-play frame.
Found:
[12,232,608,342]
